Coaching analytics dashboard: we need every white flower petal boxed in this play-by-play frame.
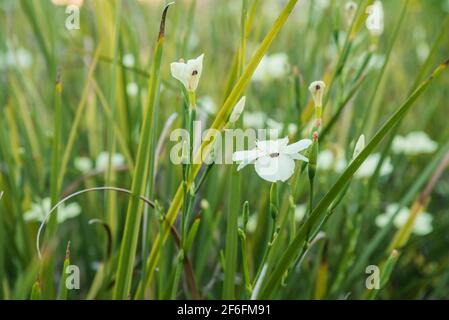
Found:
[256,139,282,154]
[255,154,295,182]
[232,149,259,162]
[185,54,204,92]
[57,202,81,224]
[170,62,189,88]
[283,139,312,154]
[289,153,309,162]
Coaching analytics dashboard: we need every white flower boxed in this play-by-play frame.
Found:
[252,53,289,82]
[170,54,204,92]
[1,47,33,70]
[74,157,93,173]
[233,137,312,182]
[355,153,393,179]
[294,204,307,222]
[318,149,347,172]
[392,131,438,156]
[375,203,433,236]
[95,152,125,171]
[246,214,258,233]
[416,42,430,63]
[318,150,335,171]
[122,53,135,68]
[229,96,246,124]
[200,199,210,210]
[366,0,384,36]
[288,123,298,136]
[308,80,326,107]
[126,82,139,97]
[24,198,81,224]
[243,111,267,128]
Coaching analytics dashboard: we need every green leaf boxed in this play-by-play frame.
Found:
[113,3,173,300]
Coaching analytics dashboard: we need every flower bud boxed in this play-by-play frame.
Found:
[366,1,384,37]
[229,96,246,124]
[309,80,326,107]
[353,134,365,159]
[170,54,204,93]
[345,1,358,26]
[242,201,249,230]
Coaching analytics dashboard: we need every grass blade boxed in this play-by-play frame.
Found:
[113,3,173,299]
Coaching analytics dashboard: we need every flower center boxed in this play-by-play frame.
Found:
[270,152,280,158]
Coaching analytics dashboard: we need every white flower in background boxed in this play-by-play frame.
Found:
[188,32,200,51]
[345,1,358,26]
[126,82,139,97]
[24,198,81,224]
[170,54,204,92]
[229,96,246,124]
[266,118,284,137]
[366,0,384,37]
[413,26,430,62]
[122,53,135,67]
[288,123,298,136]
[95,152,125,171]
[51,0,84,7]
[244,111,267,128]
[233,137,312,182]
[198,96,217,115]
[13,48,33,69]
[355,153,393,179]
[1,47,33,70]
[318,150,335,171]
[294,204,307,222]
[318,150,347,172]
[375,203,433,236]
[416,43,430,63]
[200,199,210,211]
[242,112,297,137]
[74,156,93,173]
[392,131,438,156]
[246,214,258,233]
[252,53,289,82]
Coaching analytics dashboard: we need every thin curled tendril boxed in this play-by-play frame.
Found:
[36,186,155,259]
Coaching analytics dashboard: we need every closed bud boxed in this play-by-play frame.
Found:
[353,134,365,159]
[229,96,246,124]
[308,80,326,107]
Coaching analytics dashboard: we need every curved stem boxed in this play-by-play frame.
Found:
[36,186,155,259]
